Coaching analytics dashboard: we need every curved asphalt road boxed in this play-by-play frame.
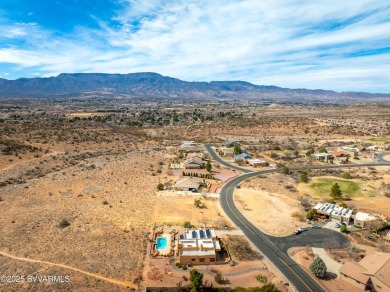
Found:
[205,144,389,292]
[204,144,253,173]
[377,152,390,164]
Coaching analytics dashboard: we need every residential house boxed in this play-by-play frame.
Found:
[247,159,267,167]
[224,141,240,148]
[354,212,385,229]
[234,153,251,163]
[339,252,390,291]
[314,203,352,223]
[183,156,204,169]
[178,141,198,153]
[176,229,226,266]
[357,146,366,152]
[331,151,349,158]
[312,153,333,162]
[220,147,234,156]
[174,177,203,192]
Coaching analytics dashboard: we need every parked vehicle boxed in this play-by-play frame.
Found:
[298,227,307,232]
[335,223,341,228]
[235,185,241,189]
[311,224,321,229]
[293,230,302,235]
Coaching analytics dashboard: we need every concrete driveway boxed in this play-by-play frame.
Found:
[312,248,342,277]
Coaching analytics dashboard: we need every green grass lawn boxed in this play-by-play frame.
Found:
[298,177,376,198]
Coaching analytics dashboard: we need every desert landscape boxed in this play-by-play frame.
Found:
[1,99,389,291]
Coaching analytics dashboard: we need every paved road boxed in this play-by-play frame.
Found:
[204,144,253,173]
[205,145,389,291]
[377,152,390,164]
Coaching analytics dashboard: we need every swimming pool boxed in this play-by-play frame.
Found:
[156,237,168,250]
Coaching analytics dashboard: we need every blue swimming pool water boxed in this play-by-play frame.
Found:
[156,237,167,250]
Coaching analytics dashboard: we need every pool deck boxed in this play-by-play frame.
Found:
[156,234,171,256]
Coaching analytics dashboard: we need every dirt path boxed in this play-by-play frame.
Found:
[0,150,63,172]
[0,250,137,289]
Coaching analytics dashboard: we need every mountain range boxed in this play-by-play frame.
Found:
[0,72,389,103]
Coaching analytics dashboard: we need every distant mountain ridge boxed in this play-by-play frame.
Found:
[0,72,388,103]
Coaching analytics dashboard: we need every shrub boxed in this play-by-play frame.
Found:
[183,221,192,228]
[328,198,336,204]
[282,166,290,174]
[340,226,347,233]
[353,225,362,229]
[341,172,351,179]
[338,202,347,208]
[300,172,309,183]
[306,209,317,220]
[157,183,164,191]
[310,257,327,278]
[214,272,224,284]
[59,219,70,228]
[291,211,305,222]
[255,275,267,284]
[259,283,277,292]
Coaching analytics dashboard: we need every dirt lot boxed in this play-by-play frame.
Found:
[151,196,228,229]
[0,146,163,290]
[234,188,304,236]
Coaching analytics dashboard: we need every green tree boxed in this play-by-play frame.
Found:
[293,150,299,156]
[259,283,277,292]
[300,172,309,183]
[190,269,204,292]
[183,221,192,228]
[310,257,327,278]
[306,149,314,157]
[340,225,347,233]
[318,147,328,153]
[330,183,342,200]
[157,183,164,191]
[338,202,347,208]
[205,160,212,173]
[306,209,317,220]
[282,166,290,175]
[233,145,242,155]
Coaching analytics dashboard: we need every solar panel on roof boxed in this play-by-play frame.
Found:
[206,230,211,238]
[192,231,197,238]
[179,234,184,239]
[199,230,205,238]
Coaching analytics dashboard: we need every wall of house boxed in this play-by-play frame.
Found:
[371,277,390,291]
[339,274,366,290]
[179,254,217,266]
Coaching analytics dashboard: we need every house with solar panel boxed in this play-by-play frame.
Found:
[176,229,227,266]
[314,202,352,223]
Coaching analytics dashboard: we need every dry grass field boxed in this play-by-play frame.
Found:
[0,136,163,290]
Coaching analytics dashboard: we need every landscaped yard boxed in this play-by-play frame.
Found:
[297,177,376,199]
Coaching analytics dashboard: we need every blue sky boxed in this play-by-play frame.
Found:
[0,0,390,93]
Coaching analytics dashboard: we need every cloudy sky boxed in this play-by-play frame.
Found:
[0,0,389,92]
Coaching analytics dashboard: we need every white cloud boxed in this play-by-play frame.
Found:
[0,0,389,92]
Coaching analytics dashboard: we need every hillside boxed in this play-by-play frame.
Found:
[0,72,389,103]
